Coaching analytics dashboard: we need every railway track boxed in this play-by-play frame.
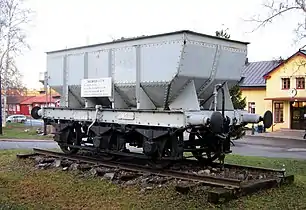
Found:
[17,148,295,203]
[31,148,242,189]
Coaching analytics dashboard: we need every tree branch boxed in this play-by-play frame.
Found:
[246,0,306,42]
[246,6,301,32]
[0,0,33,97]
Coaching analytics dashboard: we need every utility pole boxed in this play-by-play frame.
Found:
[43,73,48,135]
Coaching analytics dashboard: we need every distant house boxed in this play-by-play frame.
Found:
[5,94,60,116]
[240,49,306,131]
[6,95,34,115]
[240,60,281,116]
[19,94,60,116]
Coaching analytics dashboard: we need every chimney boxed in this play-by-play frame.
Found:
[245,57,249,65]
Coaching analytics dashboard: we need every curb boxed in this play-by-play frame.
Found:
[234,141,290,148]
[245,134,305,141]
[235,136,306,148]
[0,139,54,142]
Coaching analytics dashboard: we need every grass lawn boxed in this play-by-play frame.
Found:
[1,150,306,209]
[0,123,52,140]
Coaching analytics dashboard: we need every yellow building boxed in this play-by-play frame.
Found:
[25,87,59,96]
[240,49,306,131]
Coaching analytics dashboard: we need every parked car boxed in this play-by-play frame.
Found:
[6,115,27,123]
[24,119,44,127]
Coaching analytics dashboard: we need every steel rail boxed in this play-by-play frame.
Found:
[32,148,242,189]
[180,159,284,174]
[59,144,284,173]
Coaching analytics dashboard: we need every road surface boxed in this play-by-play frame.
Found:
[1,136,306,160]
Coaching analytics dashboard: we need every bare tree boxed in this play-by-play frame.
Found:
[246,0,306,79]
[0,0,33,126]
[247,0,306,43]
[2,56,25,89]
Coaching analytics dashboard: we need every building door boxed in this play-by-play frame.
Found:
[290,102,306,130]
[20,105,30,116]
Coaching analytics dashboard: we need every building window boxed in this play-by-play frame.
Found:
[248,102,255,114]
[296,77,305,89]
[274,102,284,123]
[282,78,290,89]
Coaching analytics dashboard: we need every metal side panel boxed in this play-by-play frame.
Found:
[138,87,156,110]
[199,84,215,110]
[68,85,85,108]
[113,89,129,109]
[87,50,110,78]
[196,45,222,98]
[184,32,247,83]
[185,33,247,53]
[67,53,85,85]
[169,80,200,110]
[216,82,234,111]
[141,83,168,108]
[115,85,137,107]
[47,55,64,87]
[214,48,246,80]
[42,108,186,128]
[113,47,136,84]
[62,55,69,107]
[51,86,64,107]
[178,41,217,78]
[140,40,183,83]
[193,78,209,96]
[46,33,185,57]
[167,76,190,104]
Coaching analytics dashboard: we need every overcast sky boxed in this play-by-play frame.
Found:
[17,0,303,89]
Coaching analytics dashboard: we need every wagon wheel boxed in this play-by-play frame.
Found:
[147,134,180,169]
[147,146,173,169]
[58,125,82,155]
[90,129,117,161]
[188,129,220,164]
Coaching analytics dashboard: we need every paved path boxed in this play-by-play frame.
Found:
[1,136,306,160]
[0,140,59,150]
[245,129,306,141]
[232,142,306,159]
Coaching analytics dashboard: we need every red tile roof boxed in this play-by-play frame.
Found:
[5,96,34,104]
[20,94,59,105]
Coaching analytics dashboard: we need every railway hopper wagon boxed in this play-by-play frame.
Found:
[32,30,272,166]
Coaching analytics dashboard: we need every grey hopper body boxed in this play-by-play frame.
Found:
[45,30,248,111]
